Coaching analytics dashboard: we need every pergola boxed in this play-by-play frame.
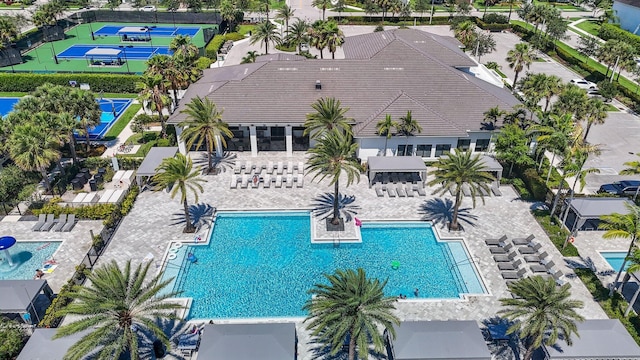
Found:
[563,197,633,232]
[85,48,122,66]
[136,147,179,186]
[117,26,151,42]
[0,279,54,324]
[197,323,297,360]
[17,329,90,360]
[479,155,503,183]
[367,156,427,187]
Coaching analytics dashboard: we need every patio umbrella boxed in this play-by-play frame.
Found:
[0,236,16,266]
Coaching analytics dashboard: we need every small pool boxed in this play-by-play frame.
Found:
[162,211,486,320]
[600,251,629,272]
[0,241,61,280]
[0,97,132,140]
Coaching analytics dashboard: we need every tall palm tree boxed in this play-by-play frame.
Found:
[506,42,535,93]
[499,276,584,360]
[553,84,589,120]
[427,150,494,231]
[57,112,80,165]
[303,268,400,360]
[453,20,477,50]
[324,21,344,60]
[276,4,295,37]
[529,112,573,182]
[599,203,640,296]
[583,98,608,141]
[376,114,399,156]
[241,50,259,63]
[303,97,353,139]
[153,154,206,233]
[308,20,328,59]
[250,21,281,54]
[170,34,199,64]
[620,153,640,201]
[137,74,171,137]
[520,73,563,112]
[69,88,102,154]
[53,260,183,360]
[398,110,422,150]
[8,124,61,193]
[179,96,233,173]
[306,130,361,225]
[287,18,309,54]
[312,0,332,20]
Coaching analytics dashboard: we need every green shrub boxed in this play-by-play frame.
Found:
[204,32,246,59]
[39,281,73,328]
[83,157,111,170]
[374,25,385,32]
[521,168,548,200]
[225,32,244,41]
[196,56,212,70]
[34,201,117,219]
[120,185,139,215]
[0,73,141,93]
[503,177,531,199]
[532,209,579,256]
[483,13,508,24]
[599,24,640,53]
[275,43,296,52]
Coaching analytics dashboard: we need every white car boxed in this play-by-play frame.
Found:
[140,5,157,11]
[569,78,597,90]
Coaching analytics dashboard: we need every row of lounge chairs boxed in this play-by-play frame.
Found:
[377,172,422,185]
[32,214,76,232]
[230,174,304,189]
[233,161,304,176]
[375,184,427,198]
[486,234,566,286]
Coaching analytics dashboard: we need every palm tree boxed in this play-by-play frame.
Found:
[308,20,328,59]
[398,110,422,150]
[520,73,563,112]
[324,21,344,60]
[170,34,199,64]
[57,113,80,165]
[312,0,332,20]
[427,150,494,231]
[303,268,400,360]
[303,97,353,139]
[69,88,102,154]
[153,154,206,233]
[53,260,183,360]
[553,84,589,120]
[8,124,61,193]
[241,50,258,63]
[306,130,361,225]
[599,203,640,296]
[179,96,233,174]
[137,74,171,137]
[250,21,281,54]
[529,112,573,182]
[376,114,399,156]
[583,98,608,141]
[506,42,535,93]
[499,276,584,360]
[453,20,477,50]
[481,106,505,130]
[276,4,295,37]
[621,153,640,201]
[287,18,309,54]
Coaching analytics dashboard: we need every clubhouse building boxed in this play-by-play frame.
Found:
[168,28,521,160]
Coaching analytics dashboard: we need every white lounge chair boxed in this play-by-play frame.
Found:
[375,185,384,197]
[267,161,274,174]
[405,186,414,197]
[263,174,271,188]
[296,174,304,188]
[275,175,283,188]
[386,186,396,197]
[297,161,304,174]
[276,162,284,175]
[287,161,294,175]
[234,161,242,174]
[244,161,253,174]
[52,213,67,232]
[396,185,406,197]
[286,175,294,188]
[39,214,56,232]
[230,175,238,189]
[240,175,249,189]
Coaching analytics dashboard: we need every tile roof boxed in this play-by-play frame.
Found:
[169,28,521,138]
[255,53,307,62]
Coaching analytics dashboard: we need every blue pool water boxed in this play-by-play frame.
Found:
[0,241,61,280]
[0,97,131,139]
[600,251,629,272]
[163,211,486,320]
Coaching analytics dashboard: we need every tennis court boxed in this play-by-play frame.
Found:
[94,25,201,38]
[57,45,172,60]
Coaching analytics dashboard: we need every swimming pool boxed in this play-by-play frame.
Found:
[600,251,629,272]
[0,241,61,280]
[0,97,132,140]
[162,211,486,320]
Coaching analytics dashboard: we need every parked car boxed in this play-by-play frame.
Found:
[586,90,612,102]
[569,78,597,90]
[140,5,157,11]
[598,180,640,196]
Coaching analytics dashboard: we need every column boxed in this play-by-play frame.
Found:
[285,125,293,157]
[175,126,187,154]
[214,135,223,157]
[249,125,258,157]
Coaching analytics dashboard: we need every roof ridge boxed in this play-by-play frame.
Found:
[399,91,466,133]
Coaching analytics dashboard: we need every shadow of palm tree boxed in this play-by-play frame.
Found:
[192,151,237,174]
[418,198,478,229]
[481,316,522,360]
[171,203,215,230]
[308,335,388,360]
[564,256,616,277]
[137,318,191,359]
[311,192,361,223]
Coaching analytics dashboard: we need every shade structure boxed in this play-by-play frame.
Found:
[197,323,296,360]
[17,329,91,360]
[0,236,16,250]
[387,320,491,360]
[563,197,634,231]
[84,48,122,57]
[544,319,640,359]
[135,147,178,186]
[0,279,54,324]
[479,155,503,182]
[367,156,427,187]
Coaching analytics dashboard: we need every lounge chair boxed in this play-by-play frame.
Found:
[375,185,384,197]
[544,260,556,270]
[296,174,304,188]
[233,161,242,174]
[530,263,548,273]
[461,183,471,197]
[62,214,76,232]
[286,175,294,188]
[479,186,490,196]
[491,183,502,196]
[489,243,514,254]
[386,186,396,197]
[498,258,523,271]
[240,175,248,189]
[518,242,542,255]
[493,251,518,263]
[276,162,284,175]
[552,270,566,286]
[243,161,253,175]
[297,161,304,174]
[275,175,283,188]
[53,214,68,232]
[539,252,551,265]
[512,234,535,245]
[382,173,390,184]
[287,161,294,175]
[501,268,527,280]
[32,214,47,231]
[39,214,56,232]
[485,235,508,246]
[396,185,406,197]
[405,186,414,197]
[267,161,274,174]
[414,185,427,196]
[263,175,271,188]
[230,175,238,189]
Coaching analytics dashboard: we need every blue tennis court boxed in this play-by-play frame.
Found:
[94,25,200,37]
[57,45,171,60]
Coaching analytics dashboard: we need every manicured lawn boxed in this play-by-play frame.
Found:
[606,103,619,112]
[102,103,141,141]
[532,0,584,10]
[237,25,256,36]
[575,20,601,36]
[473,0,518,11]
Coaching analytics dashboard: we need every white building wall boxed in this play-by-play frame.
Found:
[356,134,494,161]
[613,1,640,34]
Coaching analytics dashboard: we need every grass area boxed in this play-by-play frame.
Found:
[473,0,519,11]
[575,20,601,36]
[122,132,161,157]
[237,25,256,36]
[102,103,141,141]
[336,7,364,12]
[531,209,579,256]
[532,0,584,10]
[606,103,619,111]
[575,268,640,345]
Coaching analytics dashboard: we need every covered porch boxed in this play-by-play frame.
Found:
[0,279,55,325]
[563,197,633,232]
[367,156,427,188]
[479,155,503,183]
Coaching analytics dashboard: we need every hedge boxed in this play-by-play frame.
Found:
[0,73,141,93]
[34,201,117,219]
[331,16,452,25]
[475,18,511,32]
[205,32,245,60]
[598,23,640,54]
[521,168,548,201]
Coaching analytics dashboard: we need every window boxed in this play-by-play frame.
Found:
[475,139,490,152]
[457,139,471,151]
[397,144,413,156]
[416,145,432,157]
[434,144,451,157]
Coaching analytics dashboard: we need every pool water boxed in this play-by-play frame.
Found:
[163,211,485,320]
[600,251,629,272]
[0,241,61,280]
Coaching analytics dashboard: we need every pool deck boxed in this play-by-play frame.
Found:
[93,151,611,359]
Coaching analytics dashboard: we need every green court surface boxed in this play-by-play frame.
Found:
[3,22,213,74]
